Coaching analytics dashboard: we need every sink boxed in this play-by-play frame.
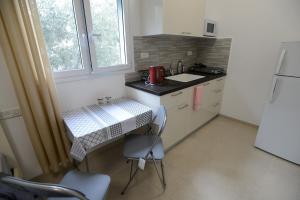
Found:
[165,73,205,82]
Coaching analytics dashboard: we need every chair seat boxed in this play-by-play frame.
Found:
[48,170,110,200]
[123,134,164,160]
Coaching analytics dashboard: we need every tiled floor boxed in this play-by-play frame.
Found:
[39,116,300,200]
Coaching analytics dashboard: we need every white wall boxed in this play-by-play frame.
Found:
[0,52,19,111]
[0,123,18,170]
[56,74,126,111]
[0,48,42,179]
[205,0,300,125]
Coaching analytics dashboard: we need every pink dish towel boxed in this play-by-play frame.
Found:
[193,85,204,111]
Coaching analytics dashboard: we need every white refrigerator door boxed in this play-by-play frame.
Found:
[255,76,300,164]
[275,41,300,77]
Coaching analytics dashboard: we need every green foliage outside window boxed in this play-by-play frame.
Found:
[36,0,125,72]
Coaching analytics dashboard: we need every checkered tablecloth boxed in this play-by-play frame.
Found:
[63,98,152,161]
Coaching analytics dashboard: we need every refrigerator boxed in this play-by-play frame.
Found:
[255,41,300,165]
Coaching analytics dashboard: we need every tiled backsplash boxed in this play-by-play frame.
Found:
[134,35,199,71]
[197,38,232,69]
[126,35,232,82]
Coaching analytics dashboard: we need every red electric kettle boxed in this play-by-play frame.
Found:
[148,66,165,85]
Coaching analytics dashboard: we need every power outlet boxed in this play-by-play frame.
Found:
[140,52,149,59]
[187,51,193,56]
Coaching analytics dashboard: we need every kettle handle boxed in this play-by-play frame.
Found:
[160,67,165,79]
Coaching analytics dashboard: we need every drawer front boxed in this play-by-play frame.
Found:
[190,78,225,108]
[208,77,226,104]
[161,88,193,109]
[211,88,224,103]
[201,81,214,107]
[209,102,222,113]
[214,77,226,90]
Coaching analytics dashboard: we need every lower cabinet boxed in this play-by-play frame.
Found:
[188,78,225,133]
[161,103,190,149]
[126,77,225,150]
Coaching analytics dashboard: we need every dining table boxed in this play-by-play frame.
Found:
[63,98,153,163]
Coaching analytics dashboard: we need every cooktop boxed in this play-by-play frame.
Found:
[189,63,225,75]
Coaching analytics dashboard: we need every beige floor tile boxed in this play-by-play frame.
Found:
[36,116,300,200]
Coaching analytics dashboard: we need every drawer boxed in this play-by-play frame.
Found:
[211,87,224,102]
[211,78,225,102]
[209,101,222,114]
[199,81,214,107]
[161,88,193,109]
[214,77,226,90]
[212,88,224,95]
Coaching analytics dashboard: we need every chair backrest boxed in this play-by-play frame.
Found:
[151,106,167,137]
[0,173,88,200]
[143,106,167,160]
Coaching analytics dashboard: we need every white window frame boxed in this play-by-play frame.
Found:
[53,0,132,80]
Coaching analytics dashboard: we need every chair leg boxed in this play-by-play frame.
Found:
[129,160,133,178]
[72,159,80,170]
[151,157,165,190]
[85,156,90,172]
[121,161,139,195]
[161,160,166,189]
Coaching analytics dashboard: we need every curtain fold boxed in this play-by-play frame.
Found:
[0,0,71,174]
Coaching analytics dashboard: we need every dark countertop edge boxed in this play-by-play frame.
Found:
[125,73,226,96]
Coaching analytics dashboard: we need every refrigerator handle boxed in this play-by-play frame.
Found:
[275,49,286,75]
[269,77,279,103]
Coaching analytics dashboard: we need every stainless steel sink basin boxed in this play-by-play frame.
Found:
[165,73,205,82]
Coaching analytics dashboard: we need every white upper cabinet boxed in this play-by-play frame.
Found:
[139,0,206,37]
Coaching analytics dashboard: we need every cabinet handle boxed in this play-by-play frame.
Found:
[270,77,279,103]
[214,89,222,93]
[178,104,189,110]
[182,32,192,35]
[171,91,183,96]
[212,103,220,107]
[275,49,286,74]
[203,82,210,86]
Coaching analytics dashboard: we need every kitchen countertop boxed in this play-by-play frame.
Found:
[125,72,226,96]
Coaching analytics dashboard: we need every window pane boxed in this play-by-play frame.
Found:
[90,0,126,68]
[36,0,83,72]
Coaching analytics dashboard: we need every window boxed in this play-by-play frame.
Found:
[36,0,83,72]
[36,0,130,77]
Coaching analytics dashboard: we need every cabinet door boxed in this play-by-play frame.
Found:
[162,103,190,149]
[163,0,205,36]
[161,87,192,149]
[188,81,213,131]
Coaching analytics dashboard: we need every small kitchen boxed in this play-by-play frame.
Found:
[0,0,300,200]
[125,35,230,149]
[122,0,232,150]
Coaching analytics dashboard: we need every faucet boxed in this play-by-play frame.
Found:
[177,60,184,74]
[169,64,175,76]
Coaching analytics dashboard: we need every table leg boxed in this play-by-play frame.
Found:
[85,156,90,172]
[72,159,80,170]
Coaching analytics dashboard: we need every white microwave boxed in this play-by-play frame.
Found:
[203,19,217,37]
